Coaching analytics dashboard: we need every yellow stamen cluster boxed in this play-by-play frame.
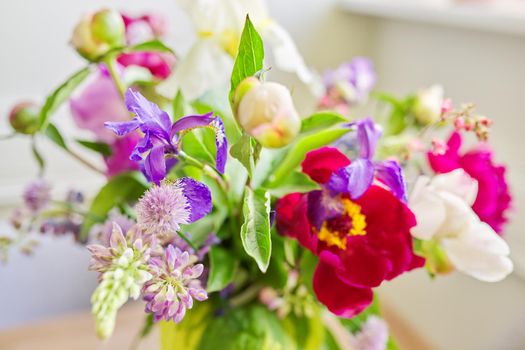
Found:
[317,199,367,250]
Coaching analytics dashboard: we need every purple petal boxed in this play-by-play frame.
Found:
[130,131,153,161]
[177,178,212,223]
[170,114,228,174]
[307,190,328,230]
[125,89,171,137]
[144,146,167,184]
[169,113,214,137]
[355,117,381,159]
[105,120,141,136]
[374,160,407,202]
[328,158,375,199]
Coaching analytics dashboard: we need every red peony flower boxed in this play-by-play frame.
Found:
[276,147,424,317]
[428,132,512,234]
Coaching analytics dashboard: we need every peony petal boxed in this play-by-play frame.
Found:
[431,169,478,206]
[409,176,446,240]
[301,147,350,184]
[313,261,373,318]
[275,193,318,252]
[442,221,513,282]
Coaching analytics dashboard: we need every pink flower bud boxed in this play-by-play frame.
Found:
[71,9,125,61]
[8,101,39,135]
[236,80,301,148]
[431,138,448,156]
[454,116,465,131]
[441,98,453,115]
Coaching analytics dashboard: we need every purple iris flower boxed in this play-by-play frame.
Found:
[328,117,407,202]
[323,57,376,104]
[105,89,227,184]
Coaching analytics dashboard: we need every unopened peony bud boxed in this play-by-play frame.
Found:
[71,9,125,61]
[8,102,39,135]
[236,80,301,148]
[412,85,444,125]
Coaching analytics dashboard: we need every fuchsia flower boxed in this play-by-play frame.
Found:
[118,13,175,80]
[105,89,227,184]
[142,245,207,322]
[428,132,512,233]
[276,120,424,318]
[70,68,129,143]
[104,133,140,177]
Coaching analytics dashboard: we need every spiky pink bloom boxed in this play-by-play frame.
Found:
[23,179,51,212]
[142,245,207,322]
[135,178,211,242]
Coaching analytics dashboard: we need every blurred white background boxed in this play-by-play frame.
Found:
[1,0,524,349]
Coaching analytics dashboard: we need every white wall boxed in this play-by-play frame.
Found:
[1,1,524,349]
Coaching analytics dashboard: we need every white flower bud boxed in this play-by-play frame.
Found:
[412,84,444,125]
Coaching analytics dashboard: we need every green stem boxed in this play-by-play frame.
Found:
[229,283,263,308]
[177,231,198,251]
[104,55,126,99]
[65,148,106,175]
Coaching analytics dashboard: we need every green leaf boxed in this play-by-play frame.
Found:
[240,188,272,273]
[267,128,351,188]
[268,171,319,197]
[76,139,112,156]
[299,250,318,294]
[229,15,264,104]
[172,90,192,121]
[130,40,175,54]
[39,66,91,129]
[300,112,347,134]
[79,172,148,241]
[159,302,211,350]
[31,139,45,174]
[45,123,68,150]
[139,314,155,338]
[207,246,238,293]
[230,133,255,178]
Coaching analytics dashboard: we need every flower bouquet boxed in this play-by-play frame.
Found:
[2,1,513,349]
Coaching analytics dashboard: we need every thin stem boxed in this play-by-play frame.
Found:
[229,283,263,308]
[176,231,198,251]
[66,148,106,175]
[0,133,15,140]
[104,55,126,99]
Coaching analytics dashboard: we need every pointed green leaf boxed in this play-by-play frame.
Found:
[240,188,271,272]
[130,40,175,54]
[229,15,264,104]
[76,139,112,156]
[39,66,91,129]
[207,246,238,293]
[230,133,255,178]
[300,112,347,134]
[45,123,68,150]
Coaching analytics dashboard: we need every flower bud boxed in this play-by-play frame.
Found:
[8,102,39,135]
[236,80,301,148]
[412,85,444,125]
[71,9,125,61]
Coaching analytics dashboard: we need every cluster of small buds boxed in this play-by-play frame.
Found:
[444,103,493,141]
[88,223,154,339]
[430,138,448,156]
[39,219,82,238]
[258,270,316,319]
[23,179,51,212]
[142,245,207,322]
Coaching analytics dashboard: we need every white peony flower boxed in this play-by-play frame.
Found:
[157,0,314,100]
[409,169,513,282]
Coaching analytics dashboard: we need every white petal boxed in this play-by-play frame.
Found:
[442,222,513,282]
[437,191,477,238]
[157,39,233,100]
[262,23,314,84]
[409,176,446,240]
[431,169,478,206]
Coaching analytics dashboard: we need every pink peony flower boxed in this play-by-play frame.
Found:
[104,133,140,177]
[428,132,512,234]
[69,68,129,143]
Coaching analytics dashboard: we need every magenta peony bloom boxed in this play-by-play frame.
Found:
[428,132,512,233]
[69,68,129,142]
[104,133,140,177]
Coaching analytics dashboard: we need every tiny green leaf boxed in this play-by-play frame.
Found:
[172,90,192,121]
[45,123,68,150]
[229,15,264,105]
[39,66,91,129]
[31,139,45,174]
[76,139,112,156]
[130,40,175,54]
[230,133,255,178]
[240,188,271,273]
[207,246,238,293]
[300,112,347,134]
[267,128,351,188]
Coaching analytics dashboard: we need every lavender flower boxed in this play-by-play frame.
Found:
[104,89,227,184]
[142,245,207,322]
[97,210,135,245]
[23,179,51,212]
[135,178,211,243]
[87,223,154,339]
[328,117,407,201]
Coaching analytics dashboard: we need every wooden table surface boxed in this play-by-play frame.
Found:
[0,302,433,350]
